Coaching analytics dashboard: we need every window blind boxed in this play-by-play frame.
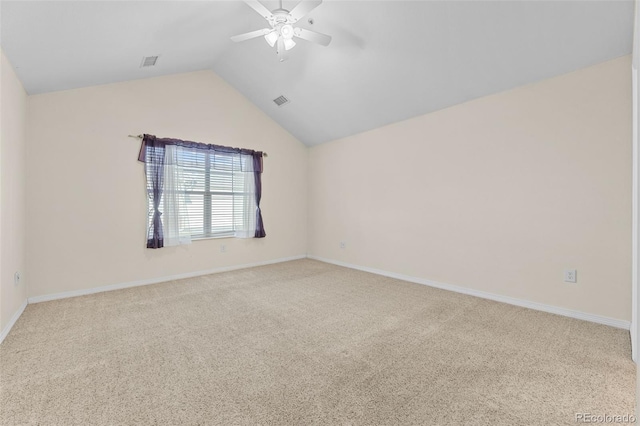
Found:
[147,149,248,239]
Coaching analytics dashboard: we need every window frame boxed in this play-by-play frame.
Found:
[147,149,251,241]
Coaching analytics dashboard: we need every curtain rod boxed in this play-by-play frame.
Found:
[128,134,268,157]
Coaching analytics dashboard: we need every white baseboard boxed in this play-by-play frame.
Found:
[0,299,28,345]
[308,255,630,330]
[28,255,307,304]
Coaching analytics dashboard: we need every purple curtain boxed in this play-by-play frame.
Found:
[138,134,266,246]
[253,153,266,238]
[138,134,263,159]
[139,136,166,248]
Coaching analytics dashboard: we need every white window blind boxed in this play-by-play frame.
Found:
[146,147,256,243]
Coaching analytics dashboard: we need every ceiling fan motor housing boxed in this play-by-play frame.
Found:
[269,10,294,26]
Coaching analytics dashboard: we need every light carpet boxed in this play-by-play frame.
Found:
[0,259,634,425]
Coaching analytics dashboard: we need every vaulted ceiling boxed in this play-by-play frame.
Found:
[1,1,634,146]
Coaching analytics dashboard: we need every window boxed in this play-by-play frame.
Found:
[140,135,264,249]
[170,150,249,239]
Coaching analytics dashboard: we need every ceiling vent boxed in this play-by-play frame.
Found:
[273,95,289,107]
[140,55,159,68]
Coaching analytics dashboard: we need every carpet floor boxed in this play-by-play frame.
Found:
[0,259,635,425]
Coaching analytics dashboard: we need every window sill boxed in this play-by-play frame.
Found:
[192,235,235,242]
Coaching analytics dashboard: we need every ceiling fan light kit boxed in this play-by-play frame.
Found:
[231,0,332,62]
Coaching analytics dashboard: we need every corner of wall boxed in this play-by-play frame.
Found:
[0,47,29,343]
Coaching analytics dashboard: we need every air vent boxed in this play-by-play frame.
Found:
[273,95,289,107]
[140,55,159,68]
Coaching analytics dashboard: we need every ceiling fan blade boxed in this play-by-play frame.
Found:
[230,28,271,42]
[293,27,332,46]
[288,0,322,22]
[276,37,288,62]
[243,0,273,20]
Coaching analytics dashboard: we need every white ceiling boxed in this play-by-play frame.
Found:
[1,1,634,146]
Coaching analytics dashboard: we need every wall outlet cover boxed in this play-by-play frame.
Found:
[564,269,577,283]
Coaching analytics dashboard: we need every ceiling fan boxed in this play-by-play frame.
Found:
[230,0,332,62]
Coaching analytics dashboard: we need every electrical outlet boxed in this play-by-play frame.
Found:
[14,271,20,286]
[340,241,346,249]
[220,245,226,253]
[564,269,577,283]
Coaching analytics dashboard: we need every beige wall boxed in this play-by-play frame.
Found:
[1,49,28,331]
[308,56,632,321]
[632,0,639,408]
[26,70,308,298]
